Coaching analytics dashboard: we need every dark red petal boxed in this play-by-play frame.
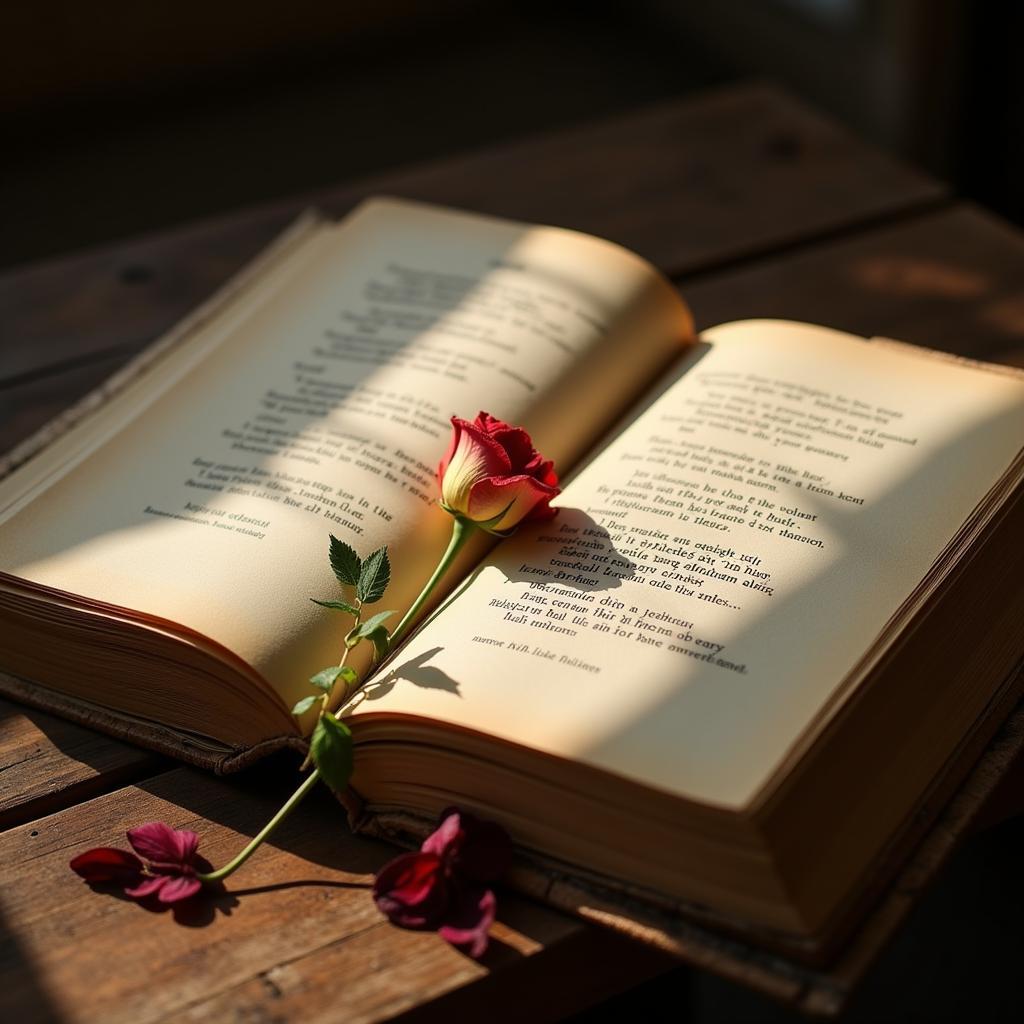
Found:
[450,819,513,884]
[531,457,559,489]
[127,822,198,866]
[124,875,168,899]
[488,425,541,474]
[473,412,507,436]
[156,875,203,903]
[373,851,449,929]
[438,882,497,959]
[69,847,144,884]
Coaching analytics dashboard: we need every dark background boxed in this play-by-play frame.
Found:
[4,1,1024,269]
[4,2,1024,1020]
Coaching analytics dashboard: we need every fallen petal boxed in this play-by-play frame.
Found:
[127,821,199,866]
[420,808,464,859]
[156,875,203,903]
[438,883,497,959]
[373,851,448,929]
[450,820,513,884]
[124,875,168,899]
[69,847,144,884]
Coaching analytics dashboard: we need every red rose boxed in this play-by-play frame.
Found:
[437,412,560,533]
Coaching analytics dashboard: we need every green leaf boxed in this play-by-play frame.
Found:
[357,546,390,604]
[310,714,354,794]
[350,610,395,638]
[365,625,391,662]
[310,598,360,615]
[329,535,361,587]
[291,695,319,716]
[309,665,357,693]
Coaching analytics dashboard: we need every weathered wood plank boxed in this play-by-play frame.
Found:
[0,83,943,385]
[0,767,670,1024]
[0,351,128,456]
[0,698,162,830]
[166,911,673,1024]
[684,203,1024,365]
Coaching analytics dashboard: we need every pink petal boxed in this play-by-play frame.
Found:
[127,821,198,866]
[423,807,512,883]
[373,851,448,929]
[69,847,144,884]
[156,875,203,903]
[124,875,168,899]
[420,808,464,860]
[438,883,497,959]
[466,474,559,531]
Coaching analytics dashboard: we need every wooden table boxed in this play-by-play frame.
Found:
[3,84,1024,1022]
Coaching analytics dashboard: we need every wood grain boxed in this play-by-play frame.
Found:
[0,83,943,387]
[0,698,162,830]
[0,352,129,457]
[0,766,669,1024]
[685,203,1024,364]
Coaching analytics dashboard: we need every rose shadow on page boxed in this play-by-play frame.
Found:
[362,508,639,703]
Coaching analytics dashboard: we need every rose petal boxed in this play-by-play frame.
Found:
[421,807,512,883]
[483,425,538,474]
[466,474,559,531]
[69,847,144,884]
[438,419,512,515]
[451,822,513,884]
[420,808,464,859]
[124,875,168,899]
[373,851,449,929]
[438,882,497,959]
[127,822,198,866]
[435,418,463,489]
[473,412,506,436]
[156,875,203,903]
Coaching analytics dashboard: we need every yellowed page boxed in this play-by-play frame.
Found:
[360,320,1024,808]
[0,212,328,507]
[0,198,689,714]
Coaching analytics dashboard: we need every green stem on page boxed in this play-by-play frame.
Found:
[387,517,475,652]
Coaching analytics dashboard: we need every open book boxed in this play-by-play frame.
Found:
[1,198,1023,958]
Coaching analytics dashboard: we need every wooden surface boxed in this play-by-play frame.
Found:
[1,82,1022,1021]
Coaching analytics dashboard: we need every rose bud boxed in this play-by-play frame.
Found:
[437,412,560,534]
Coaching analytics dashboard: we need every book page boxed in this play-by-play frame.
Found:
[360,321,1024,807]
[0,199,690,712]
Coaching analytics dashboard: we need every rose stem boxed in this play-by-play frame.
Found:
[196,768,320,883]
[388,517,475,651]
[196,517,475,886]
